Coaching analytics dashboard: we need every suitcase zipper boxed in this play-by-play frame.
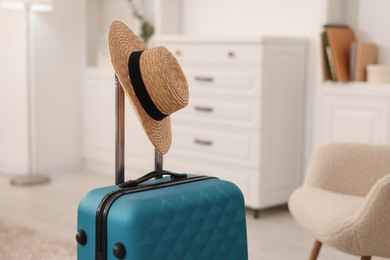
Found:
[95,175,214,260]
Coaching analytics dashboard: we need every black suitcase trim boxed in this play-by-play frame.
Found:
[95,175,215,260]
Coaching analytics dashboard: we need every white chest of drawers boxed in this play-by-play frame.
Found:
[155,36,307,217]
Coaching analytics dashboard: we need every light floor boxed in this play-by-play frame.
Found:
[0,171,387,260]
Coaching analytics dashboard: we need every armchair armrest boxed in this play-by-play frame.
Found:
[349,174,390,257]
[304,143,390,196]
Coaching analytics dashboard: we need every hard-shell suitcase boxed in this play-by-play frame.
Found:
[76,76,248,260]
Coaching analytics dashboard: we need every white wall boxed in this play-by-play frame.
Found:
[356,0,390,64]
[32,0,83,173]
[0,0,83,175]
[0,9,28,174]
[182,0,320,37]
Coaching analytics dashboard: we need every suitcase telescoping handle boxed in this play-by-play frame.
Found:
[115,75,125,185]
[115,75,164,185]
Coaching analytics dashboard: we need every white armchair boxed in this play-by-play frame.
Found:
[288,143,390,259]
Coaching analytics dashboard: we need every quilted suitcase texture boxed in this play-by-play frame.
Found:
[77,173,248,259]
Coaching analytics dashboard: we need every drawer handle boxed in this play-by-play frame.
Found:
[195,76,214,82]
[174,50,182,56]
[194,139,213,146]
[194,106,214,113]
[228,51,235,58]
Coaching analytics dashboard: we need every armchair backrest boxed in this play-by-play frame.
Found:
[304,143,390,196]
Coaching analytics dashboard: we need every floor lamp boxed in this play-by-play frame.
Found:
[0,0,53,185]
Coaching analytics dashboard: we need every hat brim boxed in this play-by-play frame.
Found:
[108,21,171,155]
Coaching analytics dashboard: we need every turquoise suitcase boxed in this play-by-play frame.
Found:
[76,76,248,260]
[77,171,248,260]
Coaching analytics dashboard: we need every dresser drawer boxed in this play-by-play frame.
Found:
[177,98,260,128]
[183,67,261,96]
[164,43,262,64]
[172,127,260,166]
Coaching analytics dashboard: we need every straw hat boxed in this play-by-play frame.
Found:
[108,21,189,155]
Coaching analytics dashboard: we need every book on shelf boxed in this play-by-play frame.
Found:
[323,24,349,29]
[321,31,337,81]
[321,25,355,82]
[350,42,377,81]
[321,31,332,81]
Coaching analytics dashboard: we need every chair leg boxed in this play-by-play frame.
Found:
[309,240,322,260]
[361,257,371,260]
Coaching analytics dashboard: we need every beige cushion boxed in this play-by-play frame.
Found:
[289,187,364,254]
[289,187,362,238]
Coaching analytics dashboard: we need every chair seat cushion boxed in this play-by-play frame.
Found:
[288,187,364,252]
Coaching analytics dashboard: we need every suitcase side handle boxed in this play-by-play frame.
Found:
[115,75,164,185]
[119,170,187,188]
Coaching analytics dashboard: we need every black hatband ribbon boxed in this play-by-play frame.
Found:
[128,51,168,121]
